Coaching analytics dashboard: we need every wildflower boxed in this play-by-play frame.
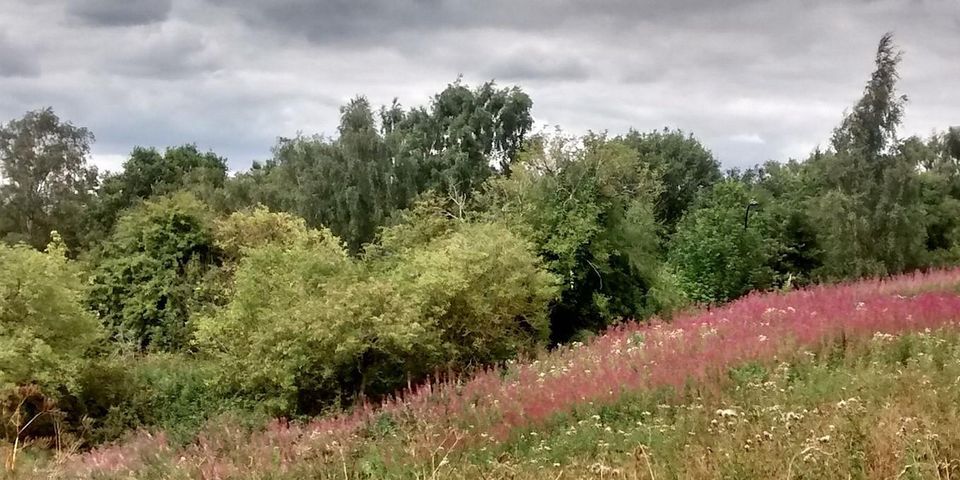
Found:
[716,409,738,418]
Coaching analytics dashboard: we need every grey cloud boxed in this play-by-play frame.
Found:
[484,52,590,82]
[67,0,172,26]
[1,0,958,173]
[203,0,771,47]
[0,34,39,77]
[105,27,222,78]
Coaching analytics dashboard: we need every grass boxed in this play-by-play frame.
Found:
[9,268,960,479]
[443,330,960,479]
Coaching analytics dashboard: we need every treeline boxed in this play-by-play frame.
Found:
[2,34,959,447]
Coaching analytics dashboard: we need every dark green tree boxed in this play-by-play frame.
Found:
[484,133,680,342]
[86,144,227,243]
[384,79,533,195]
[668,181,774,303]
[619,128,721,232]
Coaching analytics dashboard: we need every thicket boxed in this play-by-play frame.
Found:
[1,33,959,453]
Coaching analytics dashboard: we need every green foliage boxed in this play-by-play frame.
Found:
[484,133,676,342]
[87,193,222,352]
[619,128,722,231]
[384,220,559,367]
[383,79,534,190]
[214,205,322,261]
[803,35,927,279]
[6,32,960,460]
[224,81,533,253]
[74,354,236,444]
[198,208,556,416]
[0,108,98,252]
[668,181,774,303]
[741,160,823,285]
[0,237,101,403]
[196,221,375,414]
[86,145,228,245]
[831,32,906,165]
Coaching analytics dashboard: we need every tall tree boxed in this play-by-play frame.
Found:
[262,97,393,252]
[809,33,926,278]
[483,133,676,342]
[0,108,98,251]
[829,32,907,185]
[385,79,533,195]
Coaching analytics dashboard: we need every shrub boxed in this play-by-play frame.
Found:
[87,193,221,351]
[0,237,101,440]
[214,205,321,261]
[386,221,559,367]
[75,354,235,444]
[668,181,774,304]
[197,209,557,416]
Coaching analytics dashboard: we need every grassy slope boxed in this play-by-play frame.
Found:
[446,330,960,479]
[12,269,960,479]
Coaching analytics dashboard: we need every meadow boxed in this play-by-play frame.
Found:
[10,268,959,479]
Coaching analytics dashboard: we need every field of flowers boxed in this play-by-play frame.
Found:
[18,268,960,479]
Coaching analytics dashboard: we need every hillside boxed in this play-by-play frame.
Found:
[16,268,960,479]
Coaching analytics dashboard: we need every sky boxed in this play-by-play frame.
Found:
[0,0,957,173]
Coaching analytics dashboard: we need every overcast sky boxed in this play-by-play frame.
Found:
[1,0,957,172]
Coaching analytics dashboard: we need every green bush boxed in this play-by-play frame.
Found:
[386,221,558,367]
[87,193,222,351]
[197,209,557,416]
[0,237,102,441]
[75,353,234,444]
[668,181,774,304]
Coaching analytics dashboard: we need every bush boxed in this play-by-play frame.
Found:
[75,354,235,444]
[0,237,102,440]
[214,205,321,260]
[87,193,222,351]
[668,181,774,304]
[197,209,557,416]
[386,221,559,367]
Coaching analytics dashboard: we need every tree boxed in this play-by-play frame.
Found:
[619,128,721,232]
[87,193,221,352]
[483,133,678,342]
[807,33,927,278]
[86,144,227,243]
[668,181,774,304]
[831,32,907,170]
[0,108,98,252]
[220,81,533,254]
[741,160,823,285]
[384,79,534,195]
